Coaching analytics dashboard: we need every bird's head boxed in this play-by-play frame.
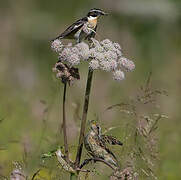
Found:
[87,8,108,19]
[91,123,101,135]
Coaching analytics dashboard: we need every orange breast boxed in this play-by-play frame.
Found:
[88,18,97,28]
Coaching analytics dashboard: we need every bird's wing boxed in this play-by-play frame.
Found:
[52,17,87,41]
[105,147,118,161]
[101,135,123,146]
[98,136,118,161]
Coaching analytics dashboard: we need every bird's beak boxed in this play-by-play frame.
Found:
[102,11,109,16]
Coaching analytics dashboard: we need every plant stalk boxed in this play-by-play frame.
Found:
[62,82,69,161]
[70,173,78,180]
[75,69,94,167]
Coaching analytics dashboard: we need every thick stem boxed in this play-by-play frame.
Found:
[62,83,69,161]
[75,69,93,167]
[70,173,78,180]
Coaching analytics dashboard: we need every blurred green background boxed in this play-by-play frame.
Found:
[0,0,181,179]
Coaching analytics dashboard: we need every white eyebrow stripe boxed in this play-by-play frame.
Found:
[89,9,103,13]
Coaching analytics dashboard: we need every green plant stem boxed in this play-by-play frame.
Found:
[75,69,94,167]
[62,82,69,161]
[70,173,78,180]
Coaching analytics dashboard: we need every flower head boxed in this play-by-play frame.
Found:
[119,57,135,71]
[51,38,135,82]
[75,42,90,60]
[68,54,80,66]
[100,61,113,72]
[113,70,125,81]
[101,39,116,51]
[51,39,63,52]
[89,60,100,70]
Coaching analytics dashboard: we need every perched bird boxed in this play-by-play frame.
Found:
[84,123,123,169]
[52,8,108,43]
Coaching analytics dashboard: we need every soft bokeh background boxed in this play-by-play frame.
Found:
[0,0,181,179]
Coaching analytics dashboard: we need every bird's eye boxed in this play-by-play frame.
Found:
[90,12,97,17]
[92,14,97,17]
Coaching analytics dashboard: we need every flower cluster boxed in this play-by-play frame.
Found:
[89,38,135,81]
[110,167,138,180]
[51,38,135,81]
[51,39,63,53]
[52,61,80,85]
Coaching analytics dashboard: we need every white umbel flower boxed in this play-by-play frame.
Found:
[120,57,135,71]
[51,38,135,82]
[89,60,100,70]
[51,39,63,52]
[113,70,125,81]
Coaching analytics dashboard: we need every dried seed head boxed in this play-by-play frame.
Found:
[53,61,80,85]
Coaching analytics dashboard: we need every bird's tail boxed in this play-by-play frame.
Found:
[104,155,118,169]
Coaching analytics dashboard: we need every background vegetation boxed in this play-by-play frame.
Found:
[0,0,181,179]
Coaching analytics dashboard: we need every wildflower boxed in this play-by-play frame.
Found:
[113,70,125,81]
[113,43,122,57]
[109,59,118,70]
[89,60,100,70]
[100,61,112,72]
[113,42,121,51]
[104,51,118,61]
[60,47,72,61]
[75,42,90,60]
[51,39,63,52]
[89,50,105,62]
[68,54,80,66]
[119,57,135,71]
[59,47,80,66]
[101,39,116,51]
[94,44,104,53]
[101,39,112,46]
[51,38,135,82]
